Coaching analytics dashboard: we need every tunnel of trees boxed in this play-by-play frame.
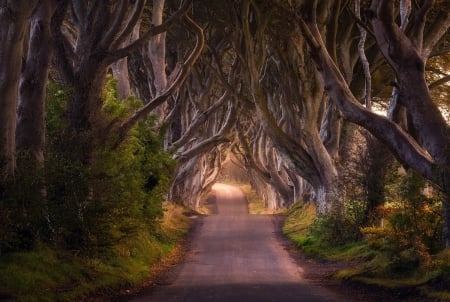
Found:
[1,0,450,283]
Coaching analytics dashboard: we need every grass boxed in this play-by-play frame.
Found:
[0,202,191,301]
[282,201,450,301]
[220,181,285,215]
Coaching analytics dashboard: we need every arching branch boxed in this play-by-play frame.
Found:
[108,14,205,148]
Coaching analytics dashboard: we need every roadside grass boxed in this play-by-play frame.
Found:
[239,183,276,214]
[283,202,450,300]
[196,195,214,215]
[0,202,191,302]
[219,181,285,215]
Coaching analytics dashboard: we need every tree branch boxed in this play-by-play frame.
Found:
[422,10,450,59]
[100,0,130,49]
[299,9,439,184]
[109,0,146,50]
[175,101,237,160]
[51,0,74,85]
[169,90,230,151]
[429,74,450,90]
[71,0,87,26]
[108,14,204,148]
[105,0,192,64]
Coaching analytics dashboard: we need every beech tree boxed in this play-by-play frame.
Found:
[16,0,57,168]
[50,0,202,160]
[1,0,449,252]
[0,1,38,177]
[297,0,450,245]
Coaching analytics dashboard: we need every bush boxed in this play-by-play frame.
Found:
[362,226,431,275]
[360,172,442,275]
[43,78,175,254]
[0,154,48,254]
[310,214,362,246]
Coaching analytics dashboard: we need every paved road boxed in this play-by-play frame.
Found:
[126,183,354,302]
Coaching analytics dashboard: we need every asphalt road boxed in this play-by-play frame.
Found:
[126,183,354,302]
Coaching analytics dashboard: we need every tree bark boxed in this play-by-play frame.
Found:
[16,0,57,165]
[111,57,131,100]
[0,1,37,176]
[299,0,450,245]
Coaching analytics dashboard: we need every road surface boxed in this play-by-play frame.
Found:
[126,183,354,302]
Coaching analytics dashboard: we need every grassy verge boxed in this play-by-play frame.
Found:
[0,202,191,302]
[283,202,450,301]
[219,181,285,215]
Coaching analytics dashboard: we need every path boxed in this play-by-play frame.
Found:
[125,183,354,302]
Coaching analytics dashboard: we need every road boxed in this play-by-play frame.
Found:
[126,183,354,302]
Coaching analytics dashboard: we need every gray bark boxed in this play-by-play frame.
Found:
[300,0,450,245]
[16,0,57,165]
[0,1,37,176]
[111,57,131,100]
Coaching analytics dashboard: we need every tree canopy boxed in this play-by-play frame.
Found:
[1,0,450,254]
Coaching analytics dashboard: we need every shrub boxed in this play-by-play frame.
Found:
[42,78,175,254]
[310,214,362,246]
[360,171,442,275]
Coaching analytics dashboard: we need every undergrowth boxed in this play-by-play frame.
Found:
[0,202,191,302]
[283,201,450,301]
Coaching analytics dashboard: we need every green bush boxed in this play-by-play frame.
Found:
[310,214,362,246]
[0,154,48,254]
[0,77,185,300]
[360,171,442,275]
[43,78,174,254]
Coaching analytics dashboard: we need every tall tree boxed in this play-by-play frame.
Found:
[16,0,58,167]
[298,0,450,245]
[0,1,37,177]
[49,0,203,158]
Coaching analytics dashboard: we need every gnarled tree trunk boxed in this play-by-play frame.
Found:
[0,1,37,177]
[16,0,57,165]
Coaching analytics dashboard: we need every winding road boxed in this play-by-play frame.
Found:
[126,183,354,302]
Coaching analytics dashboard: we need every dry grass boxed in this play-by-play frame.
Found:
[234,183,285,215]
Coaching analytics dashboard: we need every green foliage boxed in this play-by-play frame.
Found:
[0,154,47,254]
[101,75,142,120]
[361,171,442,276]
[310,214,363,246]
[0,77,175,256]
[42,78,175,254]
[0,203,190,301]
[0,77,187,300]
[283,186,450,300]
[283,202,374,260]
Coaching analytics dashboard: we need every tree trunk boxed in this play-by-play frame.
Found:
[16,0,57,164]
[111,57,131,100]
[440,168,450,247]
[442,191,450,248]
[0,1,37,176]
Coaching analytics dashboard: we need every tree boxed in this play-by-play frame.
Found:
[298,0,450,245]
[0,1,38,177]
[16,0,57,167]
[50,0,200,159]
